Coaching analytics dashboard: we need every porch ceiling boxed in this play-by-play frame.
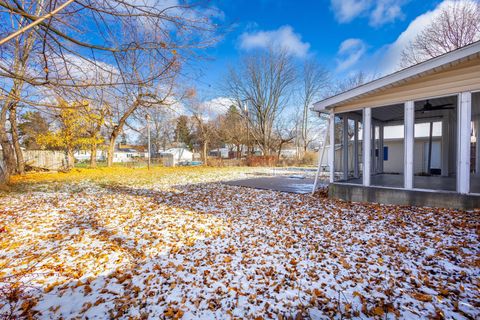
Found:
[340,93,480,123]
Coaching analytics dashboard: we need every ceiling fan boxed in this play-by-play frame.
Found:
[418,100,454,113]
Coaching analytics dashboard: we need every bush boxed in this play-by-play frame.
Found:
[206,158,246,167]
[246,156,277,167]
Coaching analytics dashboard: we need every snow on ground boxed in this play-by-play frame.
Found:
[0,167,479,319]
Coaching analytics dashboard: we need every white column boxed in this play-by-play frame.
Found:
[457,92,471,194]
[354,120,359,178]
[363,108,371,186]
[441,115,449,177]
[342,116,349,180]
[476,119,480,175]
[329,112,335,183]
[404,101,415,189]
[379,124,384,173]
[371,123,376,174]
[449,112,457,174]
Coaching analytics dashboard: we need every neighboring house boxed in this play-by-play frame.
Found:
[74,150,105,162]
[279,148,297,158]
[74,144,148,163]
[209,148,229,159]
[313,41,480,209]
[159,147,193,166]
[114,144,148,163]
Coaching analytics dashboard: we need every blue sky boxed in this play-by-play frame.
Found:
[192,0,453,102]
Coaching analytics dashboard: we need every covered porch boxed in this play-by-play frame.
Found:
[314,42,480,209]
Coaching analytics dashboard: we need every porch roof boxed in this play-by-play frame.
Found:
[313,41,480,112]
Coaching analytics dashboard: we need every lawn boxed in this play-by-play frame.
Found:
[0,167,479,319]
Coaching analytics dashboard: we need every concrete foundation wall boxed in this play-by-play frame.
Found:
[329,183,480,210]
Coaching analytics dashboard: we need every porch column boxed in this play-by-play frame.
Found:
[342,116,349,180]
[378,124,384,173]
[476,119,480,175]
[371,122,376,174]
[329,112,335,183]
[354,120,359,178]
[441,115,449,177]
[363,108,371,186]
[404,101,414,189]
[457,92,471,194]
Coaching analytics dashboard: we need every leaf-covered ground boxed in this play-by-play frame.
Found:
[0,167,479,319]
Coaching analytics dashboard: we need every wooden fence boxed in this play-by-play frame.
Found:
[0,150,67,171]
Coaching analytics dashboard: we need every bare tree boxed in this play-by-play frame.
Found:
[226,49,296,155]
[273,116,295,160]
[187,97,220,165]
[331,71,373,95]
[401,1,480,67]
[218,105,248,158]
[137,106,176,155]
[0,0,220,181]
[298,59,329,155]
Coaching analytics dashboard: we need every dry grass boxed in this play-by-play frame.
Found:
[7,166,258,190]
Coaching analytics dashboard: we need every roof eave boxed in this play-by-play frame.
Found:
[313,41,480,111]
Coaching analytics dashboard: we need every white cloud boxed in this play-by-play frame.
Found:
[239,25,311,58]
[336,38,367,71]
[376,0,472,74]
[201,97,235,116]
[370,1,405,26]
[335,0,478,75]
[331,0,371,23]
[330,0,406,26]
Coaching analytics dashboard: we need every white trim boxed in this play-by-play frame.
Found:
[329,112,335,183]
[379,124,384,173]
[404,101,414,189]
[354,120,359,178]
[457,92,471,194]
[441,116,450,177]
[363,108,371,186]
[371,123,376,174]
[313,41,480,111]
[342,116,349,180]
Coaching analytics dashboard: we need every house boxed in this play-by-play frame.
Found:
[209,148,229,159]
[313,41,480,209]
[159,147,193,166]
[74,144,148,163]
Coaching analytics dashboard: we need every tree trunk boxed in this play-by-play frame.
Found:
[107,134,117,167]
[9,104,25,174]
[202,141,208,166]
[0,106,16,179]
[66,148,75,170]
[106,99,140,167]
[90,144,97,168]
[0,163,7,185]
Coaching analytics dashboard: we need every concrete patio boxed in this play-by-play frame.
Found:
[224,176,327,194]
[339,173,480,193]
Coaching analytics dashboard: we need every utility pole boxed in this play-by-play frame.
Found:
[146,113,151,170]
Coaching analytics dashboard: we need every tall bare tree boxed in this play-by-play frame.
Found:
[218,105,248,158]
[298,59,329,155]
[226,49,296,155]
[401,1,480,67]
[0,0,220,181]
